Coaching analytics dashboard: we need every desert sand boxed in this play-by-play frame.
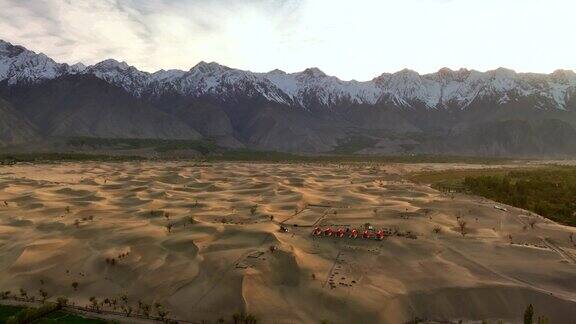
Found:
[0,161,575,323]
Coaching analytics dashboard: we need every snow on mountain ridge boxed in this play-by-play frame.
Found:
[84,59,154,96]
[0,40,67,85]
[69,63,87,73]
[1,39,575,110]
[261,68,381,108]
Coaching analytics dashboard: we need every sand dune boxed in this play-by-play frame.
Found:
[1,161,575,323]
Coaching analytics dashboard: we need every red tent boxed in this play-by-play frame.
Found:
[349,229,358,238]
[362,230,372,239]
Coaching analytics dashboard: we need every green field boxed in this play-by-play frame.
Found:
[0,135,516,164]
[0,153,143,165]
[0,304,22,322]
[37,310,108,323]
[0,304,108,324]
[67,136,218,155]
[0,151,512,165]
[329,135,380,154]
[413,166,576,226]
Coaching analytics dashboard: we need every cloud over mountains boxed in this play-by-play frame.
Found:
[1,0,575,81]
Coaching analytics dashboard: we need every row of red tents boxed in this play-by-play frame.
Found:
[312,227,386,240]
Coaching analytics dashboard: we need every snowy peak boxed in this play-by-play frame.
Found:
[375,69,441,108]
[267,68,286,75]
[368,67,576,110]
[91,59,131,71]
[551,69,576,83]
[1,39,576,111]
[0,39,67,84]
[0,40,26,57]
[150,69,186,82]
[69,62,87,73]
[190,61,230,74]
[84,59,151,96]
[396,68,420,78]
[437,67,455,75]
[299,67,327,78]
[432,68,472,82]
[131,61,292,105]
[262,67,380,108]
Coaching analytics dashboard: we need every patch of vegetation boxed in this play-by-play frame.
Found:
[411,168,520,191]
[0,153,143,165]
[66,137,219,155]
[0,304,22,322]
[0,303,111,324]
[4,137,512,164]
[414,166,576,226]
[210,149,304,162]
[210,149,511,164]
[330,135,379,154]
[2,303,59,323]
[37,310,108,323]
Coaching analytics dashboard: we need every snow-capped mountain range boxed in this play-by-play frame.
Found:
[3,38,576,156]
[2,39,575,111]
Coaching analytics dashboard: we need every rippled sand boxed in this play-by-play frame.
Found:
[0,161,575,323]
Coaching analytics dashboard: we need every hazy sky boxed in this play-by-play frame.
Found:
[1,0,574,80]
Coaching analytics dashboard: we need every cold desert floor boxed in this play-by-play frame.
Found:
[0,161,575,323]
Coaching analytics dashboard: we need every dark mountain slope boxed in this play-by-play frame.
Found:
[0,75,201,140]
[0,97,38,146]
[2,38,576,156]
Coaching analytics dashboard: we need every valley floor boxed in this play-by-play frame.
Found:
[0,161,575,323]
